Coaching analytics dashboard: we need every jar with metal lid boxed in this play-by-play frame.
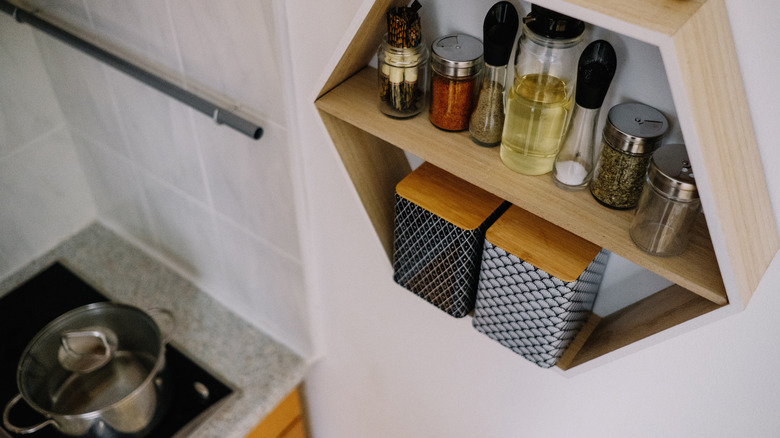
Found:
[429,34,483,131]
[629,144,701,256]
[590,102,669,209]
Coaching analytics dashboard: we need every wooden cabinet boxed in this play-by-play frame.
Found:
[246,388,307,438]
[314,0,779,370]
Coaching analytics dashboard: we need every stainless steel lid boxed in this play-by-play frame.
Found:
[603,102,669,155]
[431,34,483,78]
[648,143,699,200]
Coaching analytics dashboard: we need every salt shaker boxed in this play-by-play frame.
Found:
[552,40,617,190]
[630,144,701,256]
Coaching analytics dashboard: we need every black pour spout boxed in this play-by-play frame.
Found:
[483,1,519,66]
[575,40,618,109]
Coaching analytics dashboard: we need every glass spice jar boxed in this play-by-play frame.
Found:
[630,144,701,256]
[378,36,429,118]
[429,34,483,131]
[590,102,669,209]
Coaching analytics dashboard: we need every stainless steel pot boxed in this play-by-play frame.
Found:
[3,302,174,437]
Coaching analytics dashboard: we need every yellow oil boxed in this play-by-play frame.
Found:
[500,73,573,175]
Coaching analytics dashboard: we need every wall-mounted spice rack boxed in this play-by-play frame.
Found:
[314,0,779,370]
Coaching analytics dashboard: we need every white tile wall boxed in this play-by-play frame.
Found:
[167,0,286,124]
[0,1,311,355]
[0,14,95,276]
[0,127,95,274]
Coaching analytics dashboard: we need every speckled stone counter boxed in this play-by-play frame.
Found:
[0,223,307,438]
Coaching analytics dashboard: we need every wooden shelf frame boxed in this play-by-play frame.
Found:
[314,0,779,369]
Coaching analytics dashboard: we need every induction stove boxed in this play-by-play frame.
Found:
[0,262,234,438]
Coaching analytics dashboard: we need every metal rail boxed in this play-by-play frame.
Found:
[0,0,263,140]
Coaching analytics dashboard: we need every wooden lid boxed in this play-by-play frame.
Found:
[486,205,602,282]
[395,162,505,230]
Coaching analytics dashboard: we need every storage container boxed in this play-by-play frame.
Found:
[429,34,483,131]
[472,205,608,368]
[589,102,669,209]
[393,162,508,317]
[630,143,701,256]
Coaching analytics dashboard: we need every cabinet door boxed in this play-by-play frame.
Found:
[246,387,306,438]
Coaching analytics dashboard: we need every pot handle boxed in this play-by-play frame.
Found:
[3,393,57,434]
[147,307,176,343]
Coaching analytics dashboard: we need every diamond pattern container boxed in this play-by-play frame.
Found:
[393,162,508,317]
[472,205,608,368]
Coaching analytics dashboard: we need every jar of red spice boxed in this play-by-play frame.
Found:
[429,34,483,131]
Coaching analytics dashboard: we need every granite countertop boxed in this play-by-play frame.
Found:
[0,223,307,438]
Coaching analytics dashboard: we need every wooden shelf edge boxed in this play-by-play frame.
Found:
[315,68,727,306]
[556,284,723,370]
[668,0,780,307]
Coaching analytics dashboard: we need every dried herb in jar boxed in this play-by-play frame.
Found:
[590,102,668,209]
[590,145,651,209]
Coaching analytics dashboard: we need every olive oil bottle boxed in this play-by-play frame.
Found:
[501,73,573,175]
[499,6,584,176]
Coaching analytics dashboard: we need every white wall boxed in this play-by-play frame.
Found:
[0,14,94,274]
[286,0,780,437]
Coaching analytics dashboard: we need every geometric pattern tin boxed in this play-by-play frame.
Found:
[393,194,508,318]
[472,243,609,367]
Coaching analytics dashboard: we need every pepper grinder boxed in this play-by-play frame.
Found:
[469,1,519,147]
[552,40,617,190]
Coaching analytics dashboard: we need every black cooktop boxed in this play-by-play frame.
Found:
[0,262,233,437]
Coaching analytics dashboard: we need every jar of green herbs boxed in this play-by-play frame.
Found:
[590,102,668,209]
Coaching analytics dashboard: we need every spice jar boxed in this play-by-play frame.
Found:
[469,2,519,147]
[378,1,429,118]
[429,34,483,131]
[590,102,668,209]
[630,144,701,256]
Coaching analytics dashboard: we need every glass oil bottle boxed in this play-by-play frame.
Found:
[500,5,585,175]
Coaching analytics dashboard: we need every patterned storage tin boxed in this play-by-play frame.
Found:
[472,205,608,368]
[393,162,508,317]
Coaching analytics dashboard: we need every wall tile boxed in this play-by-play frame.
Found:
[214,216,310,356]
[0,14,64,157]
[196,116,301,260]
[33,32,130,158]
[167,0,285,124]
[72,133,156,249]
[142,174,224,294]
[0,127,94,275]
[104,69,209,203]
[82,0,182,74]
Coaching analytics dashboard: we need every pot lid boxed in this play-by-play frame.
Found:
[16,302,166,415]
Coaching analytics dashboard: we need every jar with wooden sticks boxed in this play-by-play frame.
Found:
[377,1,429,118]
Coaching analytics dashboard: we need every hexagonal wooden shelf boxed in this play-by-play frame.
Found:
[315,0,778,370]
